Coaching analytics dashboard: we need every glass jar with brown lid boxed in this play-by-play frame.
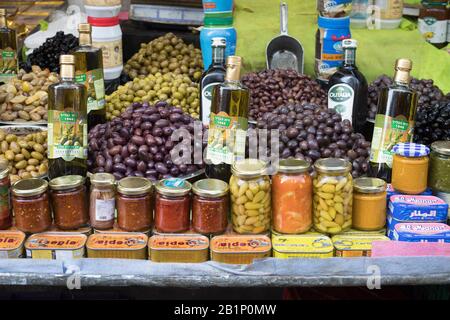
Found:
[0,165,11,230]
[90,173,116,230]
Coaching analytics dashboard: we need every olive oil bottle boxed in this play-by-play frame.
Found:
[0,9,18,83]
[48,55,88,179]
[206,56,249,182]
[73,23,106,130]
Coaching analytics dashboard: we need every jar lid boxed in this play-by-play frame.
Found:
[91,173,115,187]
[392,142,430,157]
[117,177,152,196]
[49,175,85,191]
[12,178,48,197]
[192,179,229,198]
[277,159,310,174]
[0,163,9,180]
[314,158,352,174]
[431,141,450,156]
[353,177,386,194]
[155,178,191,197]
[231,159,268,179]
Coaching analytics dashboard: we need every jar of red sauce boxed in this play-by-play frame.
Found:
[0,165,11,229]
[117,177,152,232]
[12,178,52,233]
[49,175,89,230]
[192,179,229,235]
[155,178,191,233]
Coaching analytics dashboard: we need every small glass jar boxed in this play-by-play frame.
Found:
[90,173,116,230]
[392,143,430,194]
[192,179,229,235]
[313,158,353,234]
[154,178,191,233]
[12,178,52,233]
[230,159,271,234]
[272,159,312,234]
[49,175,88,230]
[117,177,152,232]
[0,165,11,230]
[429,141,450,193]
[352,178,387,231]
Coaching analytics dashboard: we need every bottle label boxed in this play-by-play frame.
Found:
[75,68,106,114]
[316,27,351,80]
[328,83,355,122]
[93,39,123,69]
[418,17,447,44]
[0,49,18,82]
[369,114,414,168]
[95,199,115,221]
[0,183,10,220]
[206,111,248,165]
[48,110,88,161]
[201,82,220,126]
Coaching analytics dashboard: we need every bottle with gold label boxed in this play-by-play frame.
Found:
[205,56,249,182]
[73,23,106,130]
[369,58,418,182]
[0,9,18,83]
[48,55,88,179]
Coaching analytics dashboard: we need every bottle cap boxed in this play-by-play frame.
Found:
[211,37,226,47]
[342,39,357,49]
[60,54,75,65]
[78,23,91,33]
[395,58,412,71]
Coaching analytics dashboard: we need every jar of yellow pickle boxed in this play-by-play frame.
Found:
[230,159,271,234]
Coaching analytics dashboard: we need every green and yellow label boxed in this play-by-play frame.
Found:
[75,68,105,114]
[0,49,18,82]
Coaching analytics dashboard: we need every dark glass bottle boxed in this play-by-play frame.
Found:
[0,8,18,84]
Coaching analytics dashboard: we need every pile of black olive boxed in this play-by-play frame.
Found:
[88,101,205,181]
[414,98,450,145]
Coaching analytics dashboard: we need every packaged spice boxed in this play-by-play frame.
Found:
[210,235,271,264]
[272,233,334,259]
[192,179,229,235]
[332,234,390,257]
[0,165,11,230]
[154,179,191,233]
[86,233,148,259]
[12,178,52,233]
[49,175,89,230]
[429,141,450,193]
[25,232,87,259]
[272,159,312,234]
[317,0,352,17]
[116,177,152,232]
[389,222,450,242]
[0,230,26,259]
[89,173,116,230]
[149,234,209,263]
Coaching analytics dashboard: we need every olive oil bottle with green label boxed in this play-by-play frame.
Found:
[0,9,18,83]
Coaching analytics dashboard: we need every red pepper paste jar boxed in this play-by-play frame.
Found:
[154,178,191,233]
[192,179,229,235]
[0,165,11,229]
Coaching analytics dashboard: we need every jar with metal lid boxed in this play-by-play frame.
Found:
[272,159,312,234]
[90,173,116,230]
[352,177,387,231]
[49,175,88,230]
[230,159,271,234]
[155,178,191,233]
[0,165,11,230]
[12,178,52,233]
[429,141,450,193]
[117,177,152,232]
[391,143,430,195]
[313,158,353,234]
[192,179,229,235]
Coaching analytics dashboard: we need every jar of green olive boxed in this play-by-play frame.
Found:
[0,165,11,230]
[429,141,450,193]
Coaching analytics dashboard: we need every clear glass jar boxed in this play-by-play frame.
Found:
[352,177,386,231]
[90,173,116,230]
[0,165,11,230]
[116,177,152,232]
[429,141,450,193]
[230,159,271,234]
[192,179,229,235]
[313,158,353,234]
[12,178,52,233]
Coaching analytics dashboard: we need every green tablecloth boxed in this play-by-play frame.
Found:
[234,0,450,93]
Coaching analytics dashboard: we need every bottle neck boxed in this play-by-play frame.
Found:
[0,15,6,28]
[211,46,225,67]
[60,64,74,81]
[343,48,356,67]
[393,70,411,86]
[225,64,241,82]
[79,32,92,46]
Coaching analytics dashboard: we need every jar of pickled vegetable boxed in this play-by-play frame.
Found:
[117,177,152,232]
[313,158,353,234]
[90,173,116,230]
[429,141,450,193]
[230,159,271,234]
[272,159,312,234]
[154,178,191,233]
[192,179,229,235]
[352,178,386,231]
[392,143,430,194]
[0,165,11,230]
[12,178,52,233]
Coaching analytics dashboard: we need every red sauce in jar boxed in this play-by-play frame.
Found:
[154,193,190,233]
[0,170,11,230]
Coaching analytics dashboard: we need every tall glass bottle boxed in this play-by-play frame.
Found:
[205,56,249,182]
[48,55,88,179]
[0,9,18,83]
[327,39,368,136]
[73,23,106,130]
[369,58,418,182]
[200,37,226,126]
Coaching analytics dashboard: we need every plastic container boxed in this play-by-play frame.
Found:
[84,0,121,6]
[373,0,403,29]
[202,0,233,14]
[350,0,372,28]
[84,5,121,18]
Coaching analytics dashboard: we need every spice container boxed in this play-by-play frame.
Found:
[192,179,229,235]
[272,233,334,259]
[12,178,52,233]
[117,177,152,232]
[272,159,312,234]
[210,235,271,264]
[149,234,209,263]
[25,232,87,259]
[230,159,271,234]
[89,173,116,230]
[0,230,26,259]
[49,175,89,230]
[154,179,191,233]
[313,158,353,234]
[429,141,450,193]
[86,233,148,259]
[352,177,387,231]
[332,234,390,257]
[0,165,11,230]
[392,143,430,194]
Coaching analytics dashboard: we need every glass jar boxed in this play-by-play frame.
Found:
[117,177,152,232]
[192,179,229,235]
[0,165,11,230]
[12,178,52,233]
[392,143,430,194]
[272,159,312,234]
[352,178,387,231]
[419,1,448,49]
[313,158,353,234]
[154,178,191,233]
[49,175,88,230]
[429,141,450,193]
[230,159,271,234]
[90,173,116,230]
